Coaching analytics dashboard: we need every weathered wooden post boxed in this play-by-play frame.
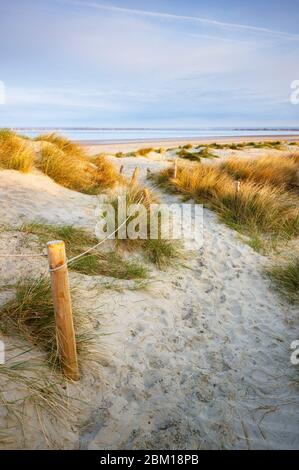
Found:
[131,166,139,185]
[235,180,241,195]
[119,165,124,174]
[47,240,80,381]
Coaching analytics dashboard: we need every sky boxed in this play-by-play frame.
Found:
[0,0,299,128]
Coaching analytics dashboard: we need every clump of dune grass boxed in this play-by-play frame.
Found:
[221,155,299,190]
[0,131,121,192]
[208,140,285,150]
[92,154,124,189]
[0,130,35,172]
[143,239,181,269]
[136,147,155,157]
[37,139,121,194]
[0,276,63,367]
[152,162,299,246]
[37,141,95,192]
[177,147,216,161]
[0,275,105,372]
[35,132,88,160]
[0,354,78,445]
[108,186,182,268]
[115,151,125,158]
[246,140,284,150]
[71,252,148,279]
[21,223,147,279]
[266,257,299,304]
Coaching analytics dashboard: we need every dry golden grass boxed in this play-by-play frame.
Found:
[136,147,155,156]
[152,161,299,244]
[108,185,181,268]
[37,138,122,194]
[221,154,299,190]
[92,154,124,189]
[0,131,122,193]
[0,130,35,172]
[38,141,97,193]
[35,132,88,160]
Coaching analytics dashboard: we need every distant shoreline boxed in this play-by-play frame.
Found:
[80,134,299,154]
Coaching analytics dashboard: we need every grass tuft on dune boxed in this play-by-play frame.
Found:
[21,223,147,279]
[108,186,182,268]
[221,154,299,190]
[0,277,59,366]
[0,274,107,372]
[0,131,122,194]
[152,161,299,248]
[266,257,299,304]
[36,135,122,194]
[0,129,35,172]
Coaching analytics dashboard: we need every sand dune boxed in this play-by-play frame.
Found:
[0,148,298,449]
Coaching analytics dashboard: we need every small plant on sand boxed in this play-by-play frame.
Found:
[177,147,216,161]
[266,257,299,304]
[71,252,148,279]
[143,239,181,269]
[136,147,155,157]
[115,151,125,158]
[0,130,35,172]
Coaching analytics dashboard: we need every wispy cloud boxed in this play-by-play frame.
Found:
[65,0,299,40]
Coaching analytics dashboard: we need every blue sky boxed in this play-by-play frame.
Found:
[0,0,299,127]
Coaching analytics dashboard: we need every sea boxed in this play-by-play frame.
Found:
[11,127,299,143]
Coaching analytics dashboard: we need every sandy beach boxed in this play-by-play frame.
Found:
[0,135,298,450]
[82,135,299,155]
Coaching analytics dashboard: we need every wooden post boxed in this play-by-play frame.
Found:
[130,166,139,185]
[119,165,124,174]
[47,240,80,381]
[173,158,178,178]
[235,180,241,195]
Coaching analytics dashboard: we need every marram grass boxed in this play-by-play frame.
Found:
[0,131,122,194]
[152,161,299,249]
[0,130,35,172]
[266,257,299,304]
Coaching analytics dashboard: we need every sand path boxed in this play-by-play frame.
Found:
[78,156,299,450]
